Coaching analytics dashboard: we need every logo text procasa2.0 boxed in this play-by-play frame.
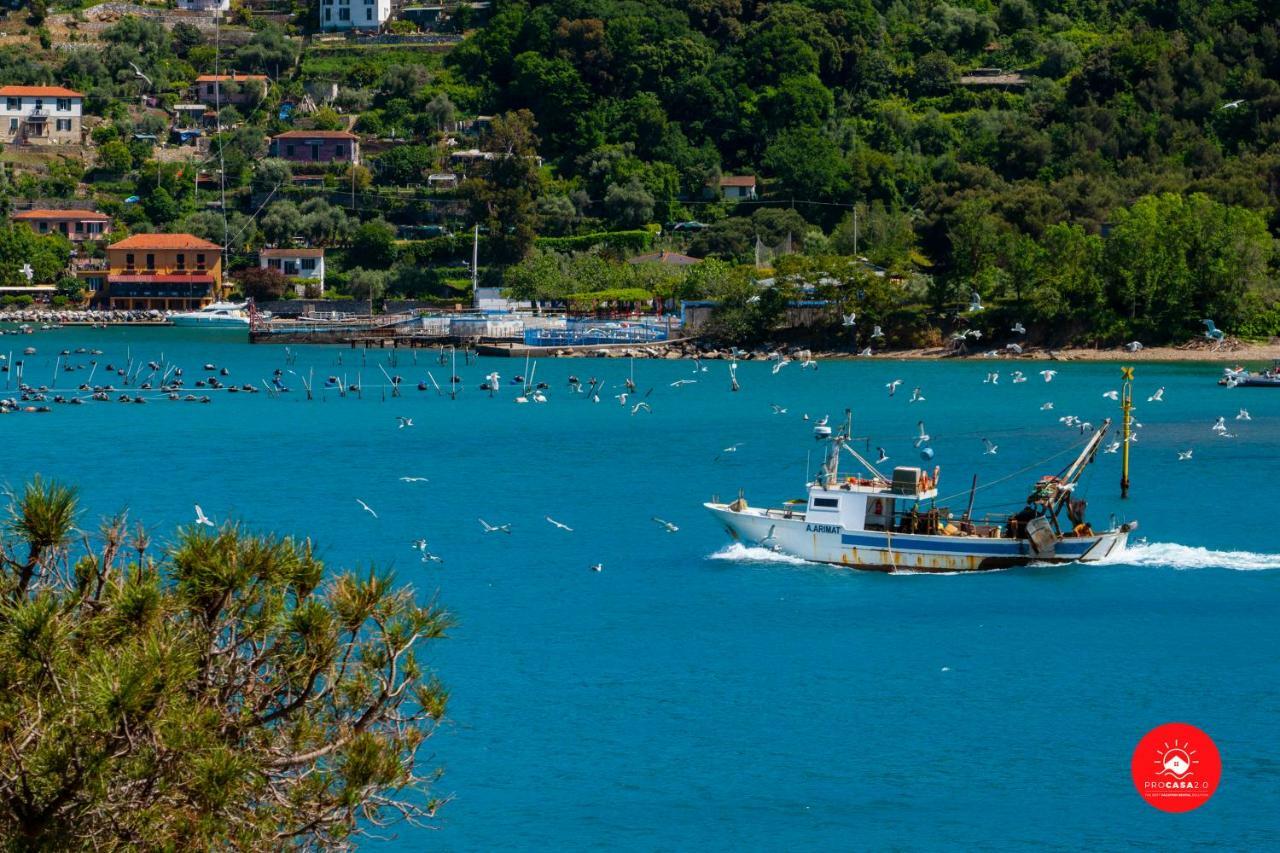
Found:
[1131,723,1221,813]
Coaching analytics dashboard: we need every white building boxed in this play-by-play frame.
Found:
[176,0,231,10]
[259,248,325,295]
[320,0,392,30]
[0,86,83,145]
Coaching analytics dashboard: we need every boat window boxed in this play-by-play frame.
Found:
[812,497,839,509]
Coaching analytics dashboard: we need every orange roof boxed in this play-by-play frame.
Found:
[0,85,83,98]
[195,74,269,83]
[14,209,110,221]
[108,233,221,251]
[718,175,757,187]
[272,130,358,140]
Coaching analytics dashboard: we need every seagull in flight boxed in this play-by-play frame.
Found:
[842,312,856,327]
[1104,441,1120,453]
[1005,343,1023,354]
[1212,416,1227,433]
[984,372,999,384]
[1011,322,1026,335]
[858,346,873,356]
[1125,341,1143,352]
[968,291,984,312]
[914,421,931,448]
[770,403,788,415]
[478,518,511,534]
[714,443,743,462]
[1222,98,1244,109]
[396,416,414,428]
[670,379,696,387]
[982,438,998,455]
[1178,449,1194,461]
[909,387,925,403]
[1147,387,1164,402]
[194,505,214,527]
[1040,401,1054,410]
[652,517,679,533]
[1011,370,1027,383]
[871,325,884,339]
[758,525,779,551]
[631,401,652,415]
[771,358,791,375]
[128,61,152,88]
[1039,370,1057,382]
[886,379,902,396]
[875,447,890,464]
[1102,390,1119,400]
[356,499,378,519]
[400,476,429,482]
[545,516,573,532]
[589,562,603,572]
[1236,408,1251,421]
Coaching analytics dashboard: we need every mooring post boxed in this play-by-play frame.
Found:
[1120,366,1133,498]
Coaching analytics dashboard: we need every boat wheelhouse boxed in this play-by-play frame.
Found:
[705,413,1135,572]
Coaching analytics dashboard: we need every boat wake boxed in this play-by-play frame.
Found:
[1097,541,1280,571]
[708,543,814,566]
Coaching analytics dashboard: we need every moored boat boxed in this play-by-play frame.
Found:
[169,302,253,328]
[705,413,1135,572]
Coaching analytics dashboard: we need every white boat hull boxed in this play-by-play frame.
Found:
[169,316,249,328]
[706,503,1134,573]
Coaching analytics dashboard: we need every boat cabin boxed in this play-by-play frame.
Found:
[807,466,939,532]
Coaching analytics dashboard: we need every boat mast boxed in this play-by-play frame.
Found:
[1048,418,1111,515]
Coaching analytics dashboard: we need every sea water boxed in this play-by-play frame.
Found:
[2,326,1278,850]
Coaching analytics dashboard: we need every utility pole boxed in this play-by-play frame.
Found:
[852,201,858,257]
[1120,366,1134,498]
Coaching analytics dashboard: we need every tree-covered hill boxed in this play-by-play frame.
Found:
[446,0,1280,339]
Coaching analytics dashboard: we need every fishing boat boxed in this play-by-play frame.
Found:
[169,302,252,328]
[705,413,1136,572]
[1219,360,1280,387]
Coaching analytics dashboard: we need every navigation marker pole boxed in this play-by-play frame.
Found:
[1120,366,1134,498]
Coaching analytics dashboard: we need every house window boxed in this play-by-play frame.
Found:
[5,98,17,110]
[196,254,206,270]
[56,119,71,132]
[75,222,84,233]
[177,254,186,271]
[206,84,216,96]
[33,99,43,112]
[57,98,70,111]
[366,9,373,20]
[334,145,345,159]
[339,8,350,20]
[145,254,155,270]
[300,258,316,271]
[285,144,295,157]
[324,8,331,20]
[38,222,48,233]
[8,118,16,132]
[126,253,135,270]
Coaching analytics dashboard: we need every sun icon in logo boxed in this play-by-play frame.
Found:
[1155,740,1198,779]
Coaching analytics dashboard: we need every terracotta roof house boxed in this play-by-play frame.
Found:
[259,247,325,294]
[706,175,757,200]
[101,234,224,310]
[269,130,360,165]
[12,209,111,242]
[0,85,83,145]
[195,73,269,106]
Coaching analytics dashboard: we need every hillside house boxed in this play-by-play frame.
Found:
[12,209,111,243]
[269,130,360,165]
[0,86,83,145]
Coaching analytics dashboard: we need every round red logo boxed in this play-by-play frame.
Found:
[1131,723,1221,812]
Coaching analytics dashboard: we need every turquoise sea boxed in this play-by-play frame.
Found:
[3,326,1278,850]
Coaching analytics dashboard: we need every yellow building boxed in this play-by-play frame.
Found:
[102,234,223,310]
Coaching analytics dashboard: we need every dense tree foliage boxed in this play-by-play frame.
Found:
[0,479,450,846]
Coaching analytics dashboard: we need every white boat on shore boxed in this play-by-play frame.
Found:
[169,302,252,328]
[706,413,1135,573]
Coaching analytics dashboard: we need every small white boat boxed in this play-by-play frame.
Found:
[706,413,1135,573]
[169,302,252,328]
